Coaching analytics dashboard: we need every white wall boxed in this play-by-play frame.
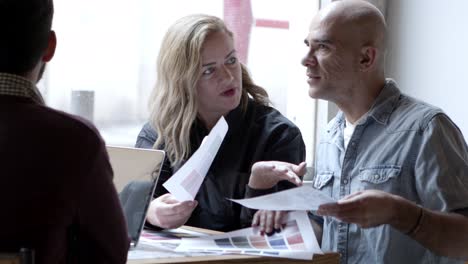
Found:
[386,0,468,139]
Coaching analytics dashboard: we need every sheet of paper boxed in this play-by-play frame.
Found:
[129,239,221,260]
[230,185,336,211]
[175,211,322,260]
[128,228,219,260]
[163,117,228,201]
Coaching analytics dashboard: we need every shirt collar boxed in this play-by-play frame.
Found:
[365,78,401,125]
[0,72,45,105]
[224,98,246,126]
[330,79,400,132]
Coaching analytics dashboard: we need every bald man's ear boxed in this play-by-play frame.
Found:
[359,46,377,72]
[42,31,56,62]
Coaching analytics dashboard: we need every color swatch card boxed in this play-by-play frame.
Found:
[175,211,322,260]
[163,117,228,201]
[128,228,219,260]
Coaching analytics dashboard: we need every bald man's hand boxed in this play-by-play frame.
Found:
[317,190,419,232]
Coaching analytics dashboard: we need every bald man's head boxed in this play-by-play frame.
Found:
[302,0,387,104]
[323,1,386,47]
[317,0,387,70]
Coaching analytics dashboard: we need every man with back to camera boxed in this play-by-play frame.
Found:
[254,0,468,263]
[0,0,129,263]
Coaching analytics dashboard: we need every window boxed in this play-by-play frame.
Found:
[39,0,320,167]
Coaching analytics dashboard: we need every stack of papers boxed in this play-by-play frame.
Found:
[175,211,322,260]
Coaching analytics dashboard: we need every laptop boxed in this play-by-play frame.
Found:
[106,146,165,248]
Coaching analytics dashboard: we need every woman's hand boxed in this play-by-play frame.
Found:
[146,193,198,229]
[248,161,306,189]
[252,210,288,235]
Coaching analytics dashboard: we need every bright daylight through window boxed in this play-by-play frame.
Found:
[39,0,319,168]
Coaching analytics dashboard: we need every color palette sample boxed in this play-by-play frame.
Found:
[211,220,306,251]
[176,211,322,260]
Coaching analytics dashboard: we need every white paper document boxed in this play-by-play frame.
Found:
[175,211,322,260]
[230,185,336,211]
[163,117,228,201]
[128,229,219,260]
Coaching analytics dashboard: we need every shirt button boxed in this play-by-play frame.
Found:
[351,141,356,146]
[342,179,348,184]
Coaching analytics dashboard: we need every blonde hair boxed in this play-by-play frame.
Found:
[148,14,269,167]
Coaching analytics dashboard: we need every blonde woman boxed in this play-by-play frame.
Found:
[136,14,305,232]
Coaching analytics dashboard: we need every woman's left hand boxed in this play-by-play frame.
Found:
[248,161,306,189]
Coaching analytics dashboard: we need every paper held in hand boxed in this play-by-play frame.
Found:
[230,185,336,211]
[163,116,229,201]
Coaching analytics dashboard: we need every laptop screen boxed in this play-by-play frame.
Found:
[106,146,165,247]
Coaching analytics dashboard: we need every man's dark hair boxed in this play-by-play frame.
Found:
[0,0,54,75]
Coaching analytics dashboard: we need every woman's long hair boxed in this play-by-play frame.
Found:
[148,14,269,167]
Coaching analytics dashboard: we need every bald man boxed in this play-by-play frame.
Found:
[300,0,468,263]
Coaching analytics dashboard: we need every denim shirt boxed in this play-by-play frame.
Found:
[314,79,468,264]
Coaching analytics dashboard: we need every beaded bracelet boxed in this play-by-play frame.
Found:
[406,206,425,236]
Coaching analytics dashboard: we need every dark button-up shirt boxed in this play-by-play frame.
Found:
[136,99,305,231]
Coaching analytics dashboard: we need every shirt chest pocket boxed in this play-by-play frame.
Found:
[313,171,334,197]
[357,165,401,193]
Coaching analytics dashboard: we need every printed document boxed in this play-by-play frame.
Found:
[175,211,322,260]
[230,185,336,211]
[163,117,228,201]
